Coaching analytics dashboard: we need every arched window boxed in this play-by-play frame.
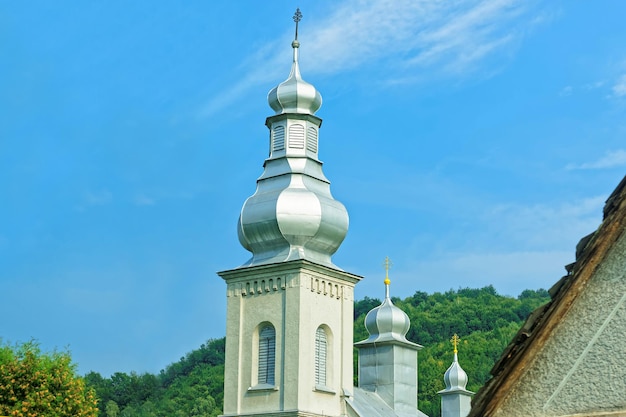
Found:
[315,327,327,386]
[258,325,276,385]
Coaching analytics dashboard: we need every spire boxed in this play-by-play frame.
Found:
[267,9,322,115]
[237,9,348,268]
[383,256,392,299]
[293,8,302,41]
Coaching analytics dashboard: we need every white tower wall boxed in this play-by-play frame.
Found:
[220,261,360,417]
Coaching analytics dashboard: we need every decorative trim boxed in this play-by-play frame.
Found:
[239,277,286,297]
[310,277,342,299]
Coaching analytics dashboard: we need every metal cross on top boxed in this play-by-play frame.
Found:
[293,8,303,40]
[383,256,392,285]
[451,334,461,354]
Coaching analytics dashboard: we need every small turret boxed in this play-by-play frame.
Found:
[354,258,423,416]
[439,334,474,417]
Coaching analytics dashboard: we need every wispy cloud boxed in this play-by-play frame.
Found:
[566,150,626,170]
[415,249,573,295]
[312,0,539,76]
[485,197,604,249]
[201,0,544,117]
[559,80,606,97]
[559,85,573,96]
[403,196,602,295]
[75,189,113,211]
[134,194,156,206]
[584,80,605,91]
[612,74,626,97]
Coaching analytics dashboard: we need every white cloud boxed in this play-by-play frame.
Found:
[85,189,112,205]
[485,197,604,249]
[612,74,626,97]
[559,85,573,96]
[75,189,113,211]
[584,80,605,91]
[559,80,608,97]
[350,194,605,298]
[566,150,626,170]
[411,249,573,295]
[201,0,544,117]
[134,194,156,206]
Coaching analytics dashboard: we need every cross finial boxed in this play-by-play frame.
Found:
[383,257,392,286]
[451,334,461,354]
[293,8,303,40]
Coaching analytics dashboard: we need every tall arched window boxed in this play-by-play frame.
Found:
[315,327,327,386]
[258,325,276,385]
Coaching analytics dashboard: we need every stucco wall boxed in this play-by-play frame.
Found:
[493,231,626,417]
[221,262,358,417]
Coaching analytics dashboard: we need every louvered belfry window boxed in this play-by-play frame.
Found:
[272,126,285,152]
[289,124,305,149]
[258,325,276,385]
[306,126,318,153]
[315,327,327,386]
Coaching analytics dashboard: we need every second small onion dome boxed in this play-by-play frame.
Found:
[361,276,413,344]
[441,352,470,392]
[439,335,473,395]
[267,39,322,115]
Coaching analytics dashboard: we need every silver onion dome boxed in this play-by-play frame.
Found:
[237,13,348,269]
[439,335,473,395]
[361,278,412,344]
[442,352,469,392]
[268,40,322,115]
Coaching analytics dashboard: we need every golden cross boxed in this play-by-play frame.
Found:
[451,334,461,354]
[383,257,392,285]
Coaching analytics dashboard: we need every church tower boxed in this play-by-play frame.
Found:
[219,9,361,417]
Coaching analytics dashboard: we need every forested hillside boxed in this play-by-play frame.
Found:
[85,286,549,417]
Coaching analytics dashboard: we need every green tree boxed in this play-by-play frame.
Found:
[353,286,550,417]
[85,288,549,417]
[106,400,120,417]
[0,341,98,417]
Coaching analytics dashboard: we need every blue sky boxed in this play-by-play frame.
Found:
[1,0,625,377]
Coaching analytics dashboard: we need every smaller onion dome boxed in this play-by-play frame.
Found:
[361,262,412,344]
[267,39,322,115]
[439,334,473,395]
[442,352,469,391]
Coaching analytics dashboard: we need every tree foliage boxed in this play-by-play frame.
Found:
[86,288,549,417]
[86,338,225,417]
[353,286,549,416]
[0,341,98,417]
